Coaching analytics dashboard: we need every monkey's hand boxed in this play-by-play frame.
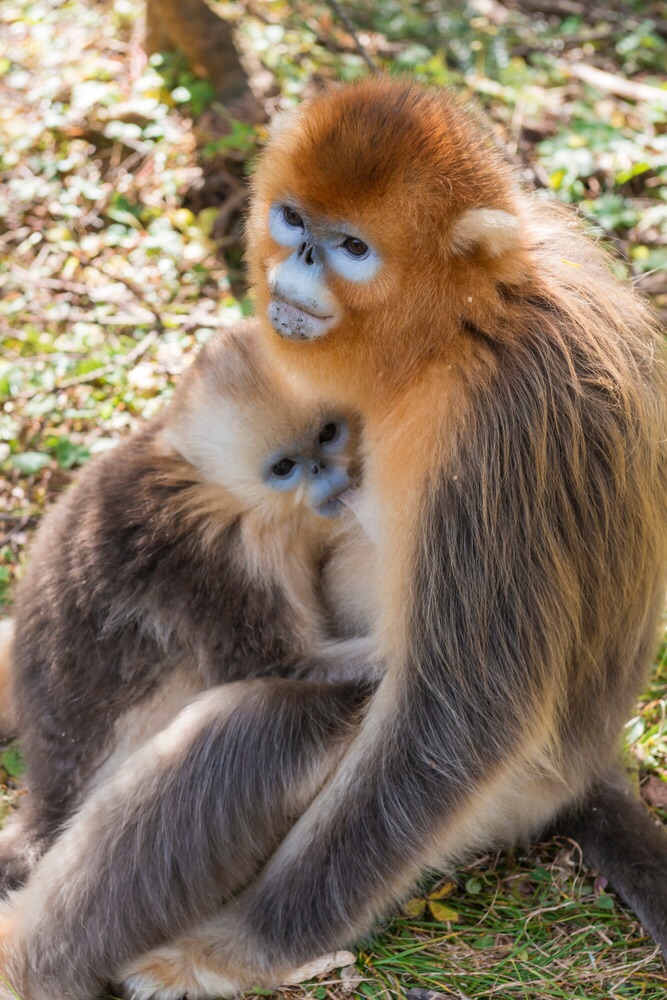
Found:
[119,942,230,1000]
[298,635,382,685]
[119,920,273,1000]
[120,933,353,1000]
[0,813,46,897]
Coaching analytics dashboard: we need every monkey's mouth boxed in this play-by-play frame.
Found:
[337,487,360,507]
[316,487,359,520]
[268,298,336,341]
[315,494,347,519]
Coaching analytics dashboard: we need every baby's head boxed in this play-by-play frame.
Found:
[164,323,360,522]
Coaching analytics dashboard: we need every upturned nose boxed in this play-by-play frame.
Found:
[298,241,316,266]
[310,461,326,475]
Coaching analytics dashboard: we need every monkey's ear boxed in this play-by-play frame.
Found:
[450,208,520,258]
[268,107,304,142]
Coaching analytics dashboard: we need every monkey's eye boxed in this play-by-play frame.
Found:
[271,457,298,478]
[341,236,369,259]
[283,206,304,229]
[318,422,339,445]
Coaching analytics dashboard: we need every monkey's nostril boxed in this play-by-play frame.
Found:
[304,245,315,265]
[310,463,320,475]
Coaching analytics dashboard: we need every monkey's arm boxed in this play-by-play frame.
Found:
[115,762,667,1000]
[0,678,368,1000]
[119,669,521,999]
[296,635,383,684]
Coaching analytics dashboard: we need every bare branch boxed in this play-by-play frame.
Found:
[320,0,377,73]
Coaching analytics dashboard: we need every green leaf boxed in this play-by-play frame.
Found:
[10,451,51,475]
[55,437,91,470]
[472,935,496,949]
[1,746,24,779]
[625,715,646,745]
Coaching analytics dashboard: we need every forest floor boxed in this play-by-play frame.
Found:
[1,0,667,998]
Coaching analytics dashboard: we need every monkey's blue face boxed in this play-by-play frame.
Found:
[267,203,381,341]
[264,418,353,518]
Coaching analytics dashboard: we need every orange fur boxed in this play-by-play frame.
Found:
[93,81,667,998]
[0,79,665,1000]
[248,78,665,688]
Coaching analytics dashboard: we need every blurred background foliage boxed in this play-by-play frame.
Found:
[1,1,667,997]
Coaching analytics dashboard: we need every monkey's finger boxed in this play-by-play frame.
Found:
[280,951,357,985]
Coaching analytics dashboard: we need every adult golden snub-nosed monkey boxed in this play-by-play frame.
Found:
[0,78,665,1000]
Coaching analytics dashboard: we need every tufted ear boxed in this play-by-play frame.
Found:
[450,208,520,258]
[267,106,304,142]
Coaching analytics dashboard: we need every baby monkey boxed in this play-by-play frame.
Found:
[0,319,375,893]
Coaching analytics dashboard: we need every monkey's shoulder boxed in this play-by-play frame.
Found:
[15,419,242,630]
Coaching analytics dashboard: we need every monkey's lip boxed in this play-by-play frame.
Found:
[336,487,361,509]
[315,496,346,519]
[315,487,354,519]
[268,298,336,341]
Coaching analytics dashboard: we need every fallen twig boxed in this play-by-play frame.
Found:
[561,62,667,108]
[77,257,166,334]
[321,0,377,73]
[513,27,620,57]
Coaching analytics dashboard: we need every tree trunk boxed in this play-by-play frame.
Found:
[145,0,263,120]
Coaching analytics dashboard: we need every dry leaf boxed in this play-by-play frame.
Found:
[428,900,459,922]
[280,951,357,985]
[641,775,667,809]
[428,881,456,900]
[339,963,363,992]
[403,897,427,918]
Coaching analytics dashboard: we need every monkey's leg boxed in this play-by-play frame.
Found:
[0,678,368,1000]
[555,770,667,953]
[119,672,531,1000]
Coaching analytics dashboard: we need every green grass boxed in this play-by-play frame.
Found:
[1,0,666,997]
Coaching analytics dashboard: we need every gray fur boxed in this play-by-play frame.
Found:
[0,320,371,894]
[0,80,666,1000]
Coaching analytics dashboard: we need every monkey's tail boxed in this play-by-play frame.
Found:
[0,618,16,743]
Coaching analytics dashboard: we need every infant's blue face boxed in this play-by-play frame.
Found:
[264,418,353,518]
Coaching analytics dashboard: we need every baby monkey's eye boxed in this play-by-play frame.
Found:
[271,458,298,478]
[283,206,304,228]
[318,422,339,445]
[341,237,369,258]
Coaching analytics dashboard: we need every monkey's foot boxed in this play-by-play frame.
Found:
[121,948,358,1000]
[119,946,242,1000]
